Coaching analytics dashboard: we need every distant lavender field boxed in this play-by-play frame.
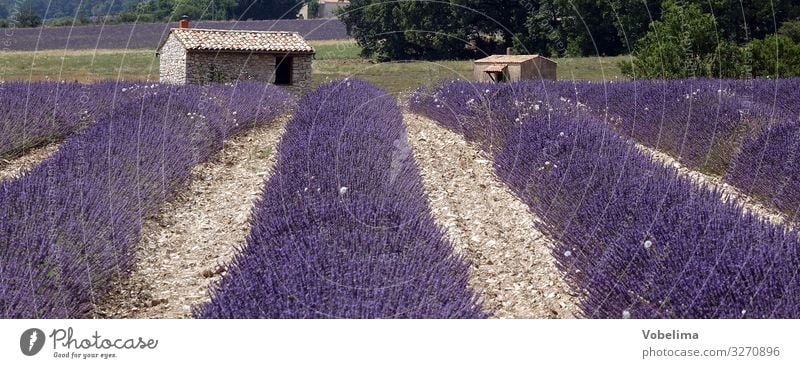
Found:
[3,19,349,51]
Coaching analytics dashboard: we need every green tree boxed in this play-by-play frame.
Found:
[306,0,319,18]
[689,0,800,44]
[341,0,461,61]
[121,0,238,22]
[554,0,625,56]
[512,0,564,57]
[608,0,662,51]
[535,0,661,57]
[0,4,8,19]
[621,1,746,79]
[779,19,800,43]
[341,0,533,61]
[749,34,800,78]
[12,8,42,27]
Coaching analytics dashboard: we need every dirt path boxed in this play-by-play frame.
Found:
[0,143,61,181]
[404,113,579,319]
[636,144,790,227]
[96,118,287,318]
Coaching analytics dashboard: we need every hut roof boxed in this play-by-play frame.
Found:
[474,54,556,64]
[157,28,314,54]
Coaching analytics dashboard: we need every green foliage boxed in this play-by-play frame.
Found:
[621,1,747,79]
[341,0,542,61]
[341,0,458,61]
[779,19,800,43]
[553,0,653,56]
[3,0,799,69]
[13,8,42,27]
[749,34,800,78]
[306,0,320,18]
[690,0,800,43]
[125,0,239,21]
[340,0,660,60]
[511,0,561,57]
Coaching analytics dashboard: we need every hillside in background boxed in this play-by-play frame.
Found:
[0,0,306,24]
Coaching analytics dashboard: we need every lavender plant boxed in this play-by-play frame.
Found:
[410,78,800,221]
[0,81,293,318]
[197,80,485,319]
[412,80,800,318]
[0,81,126,160]
[495,115,799,318]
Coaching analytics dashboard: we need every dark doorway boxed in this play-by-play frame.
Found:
[487,71,506,83]
[275,56,293,85]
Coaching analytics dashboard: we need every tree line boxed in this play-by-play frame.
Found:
[3,0,799,78]
[340,0,800,78]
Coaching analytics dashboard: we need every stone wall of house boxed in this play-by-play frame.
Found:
[290,55,313,93]
[186,52,275,85]
[183,52,313,94]
[159,36,187,84]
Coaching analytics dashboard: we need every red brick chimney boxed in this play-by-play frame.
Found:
[179,15,189,29]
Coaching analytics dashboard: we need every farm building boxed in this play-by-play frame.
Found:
[300,0,351,19]
[157,18,314,92]
[473,54,557,82]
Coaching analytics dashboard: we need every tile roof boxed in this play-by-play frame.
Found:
[158,28,315,54]
[474,55,556,64]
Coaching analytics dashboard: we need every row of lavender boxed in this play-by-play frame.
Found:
[4,19,347,51]
[197,80,485,318]
[0,81,137,160]
[410,79,800,222]
[0,82,293,318]
[551,79,800,217]
[410,83,800,318]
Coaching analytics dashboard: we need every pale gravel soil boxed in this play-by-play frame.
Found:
[0,143,61,181]
[404,113,579,319]
[96,118,287,319]
[636,143,790,227]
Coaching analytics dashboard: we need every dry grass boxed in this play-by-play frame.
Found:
[0,41,628,91]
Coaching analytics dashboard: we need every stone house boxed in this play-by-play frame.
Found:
[157,24,315,93]
[300,0,350,19]
[473,54,557,82]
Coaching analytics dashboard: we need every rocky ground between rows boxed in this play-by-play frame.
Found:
[404,112,579,318]
[7,111,785,319]
[0,143,61,181]
[95,118,287,318]
[637,143,790,227]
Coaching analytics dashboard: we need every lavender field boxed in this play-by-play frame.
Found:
[198,80,484,318]
[2,78,799,319]
[2,19,348,51]
[0,81,292,318]
[410,78,800,318]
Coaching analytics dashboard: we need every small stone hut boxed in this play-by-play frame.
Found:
[473,54,557,82]
[157,20,314,92]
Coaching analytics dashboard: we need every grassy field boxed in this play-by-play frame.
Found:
[0,40,628,93]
